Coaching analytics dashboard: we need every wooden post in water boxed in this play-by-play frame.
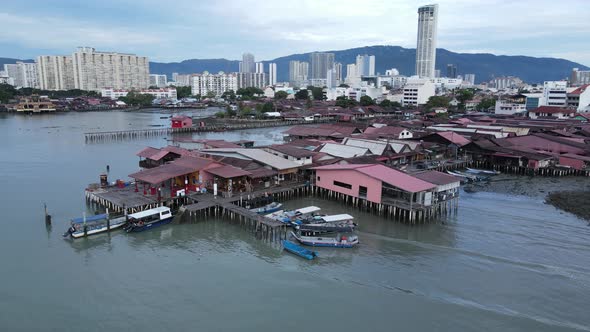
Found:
[44,203,52,225]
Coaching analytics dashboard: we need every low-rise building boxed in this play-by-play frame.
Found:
[494,100,527,115]
[264,144,314,166]
[402,78,435,106]
[101,88,177,100]
[567,84,590,112]
[528,106,576,120]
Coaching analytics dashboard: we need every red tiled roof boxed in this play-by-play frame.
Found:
[530,106,576,114]
[247,167,278,179]
[413,170,461,186]
[129,163,195,185]
[314,164,436,193]
[434,132,471,147]
[569,84,590,95]
[136,147,161,158]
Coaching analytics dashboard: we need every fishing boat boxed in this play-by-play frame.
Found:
[63,213,127,239]
[267,206,321,225]
[291,231,359,248]
[292,213,355,226]
[466,167,501,175]
[124,206,174,233]
[250,202,283,215]
[282,240,318,260]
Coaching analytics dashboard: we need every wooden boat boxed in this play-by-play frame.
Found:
[292,213,355,226]
[250,202,283,215]
[124,206,174,233]
[267,206,321,225]
[63,213,127,239]
[291,231,359,248]
[282,240,317,260]
[293,214,357,232]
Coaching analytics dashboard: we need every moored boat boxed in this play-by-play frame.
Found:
[466,167,501,175]
[267,206,321,225]
[291,231,359,248]
[63,213,127,238]
[282,240,318,260]
[124,206,174,233]
[250,202,283,215]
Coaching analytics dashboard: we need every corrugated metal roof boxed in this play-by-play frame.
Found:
[136,147,161,158]
[342,137,389,155]
[319,143,370,158]
[413,171,461,186]
[267,144,315,158]
[129,206,171,220]
[205,165,251,178]
[202,148,300,170]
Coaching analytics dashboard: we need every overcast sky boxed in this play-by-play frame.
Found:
[1,0,589,66]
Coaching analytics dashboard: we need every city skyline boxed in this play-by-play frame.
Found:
[0,0,589,66]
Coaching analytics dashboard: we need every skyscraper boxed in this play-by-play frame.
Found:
[310,52,335,80]
[356,55,375,76]
[416,4,438,78]
[255,62,264,74]
[334,62,343,83]
[446,64,457,78]
[289,61,309,86]
[4,62,39,88]
[240,53,255,73]
[268,63,277,86]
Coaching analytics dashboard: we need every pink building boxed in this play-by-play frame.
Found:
[171,116,193,128]
[314,164,436,206]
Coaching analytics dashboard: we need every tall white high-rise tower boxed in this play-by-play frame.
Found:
[415,4,438,78]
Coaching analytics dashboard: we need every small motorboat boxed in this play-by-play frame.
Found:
[250,202,283,215]
[267,206,321,225]
[124,206,174,233]
[282,240,317,260]
[64,213,127,239]
[466,167,500,175]
[291,231,359,248]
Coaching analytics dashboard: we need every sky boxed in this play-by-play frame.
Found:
[1,0,589,66]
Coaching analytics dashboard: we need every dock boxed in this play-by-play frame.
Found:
[84,119,334,142]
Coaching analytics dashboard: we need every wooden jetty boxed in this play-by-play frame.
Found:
[84,119,334,142]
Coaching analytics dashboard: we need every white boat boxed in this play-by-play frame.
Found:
[64,213,127,239]
[250,202,283,214]
[291,231,359,248]
[267,206,321,224]
[293,213,356,226]
[125,206,174,232]
[466,167,501,175]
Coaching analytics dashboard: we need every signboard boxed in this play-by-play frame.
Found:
[424,192,432,207]
[213,183,218,196]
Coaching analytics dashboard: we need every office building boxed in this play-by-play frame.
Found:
[289,61,309,87]
[4,62,39,88]
[172,73,191,87]
[415,4,438,78]
[543,81,568,107]
[334,62,343,83]
[491,76,523,90]
[72,47,149,91]
[37,55,75,90]
[237,72,266,89]
[149,74,168,88]
[268,63,277,85]
[191,71,238,97]
[403,78,435,106]
[310,52,335,80]
[240,53,255,73]
[571,68,590,86]
[356,54,375,76]
[446,64,457,78]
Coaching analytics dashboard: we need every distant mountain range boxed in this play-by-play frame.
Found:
[3,46,588,85]
[150,46,588,84]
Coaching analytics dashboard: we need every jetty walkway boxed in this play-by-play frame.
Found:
[84,119,333,142]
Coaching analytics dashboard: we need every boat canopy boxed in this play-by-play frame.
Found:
[319,214,354,222]
[129,206,171,220]
[295,206,321,215]
[71,213,108,224]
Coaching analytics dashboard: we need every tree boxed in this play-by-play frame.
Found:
[221,90,236,101]
[307,86,324,100]
[215,111,225,118]
[477,98,496,111]
[425,96,450,110]
[175,86,192,99]
[379,99,401,108]
[239,106,253,117]
[335,96,357,108]
[359,95,375,106]
[262,102,274,114]
[456,89,474,104]
[0,84,17,103]
[236,87,264,100]
[225,105,236,117]
[119,91,155,106]
[295,89,309,100]
[338,83,350,88]
[206,91,216,99]
[274,91,288,99]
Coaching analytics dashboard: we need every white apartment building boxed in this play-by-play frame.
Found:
[191,72,238,97]
[268,63,277,86]
[72,47,149,91]
[237,72,266,89]
[0,71,13,85]
[494,100,527,115]
[149,74,168,88]
[172,73,191,87]
[4,62,39,88]
[345,63,360,85]
[543,81,568,107]
[571,68,590,86]
[429,77,463,90]
[464,74,476,86]
[402,78,435,106]
[255,62,264,74]
[356,54,375,76]
[289,61,309,87]
[492,76,523,90]
[101,88,177,100]
[37,55,75,90]
[416,4,438,78]
[567,84,590,112]
[385,68,400,76]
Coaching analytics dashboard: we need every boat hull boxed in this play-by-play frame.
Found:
[282,240,317,260]
[126,216,174,232]
[70,221,126,238]
[291,232,358,248]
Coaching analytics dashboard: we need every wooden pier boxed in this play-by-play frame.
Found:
[84,119,334,142]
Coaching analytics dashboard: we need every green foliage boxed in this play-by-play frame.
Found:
[307,86,324,100]
[476,98,496,111]
[425,96,450,110]
[338,83,350,88]
[274,91,288,99]
[215,111,225,118]
[262,102,274,113]
[359,95,375,106]
[239,106,254,117]
[379,99,401,108]
[225,105,236,117]
[455,89,474,103]
[0,84,100,103]
[295,89,309,100]
[119,91,155,106]
[0,83,17,103]
[335,96,357,108]
[205,91,216,99]
[175,86,192,99]
[221,90,236,101]
[236,87,264,100]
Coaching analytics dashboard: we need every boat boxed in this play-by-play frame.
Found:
[250,202,283,215]
[290,231,359,248]
[63,213,127,238]
[124,206,174,232]
[282,240,318,260]
[296,224,356,233]
[292,213,355,226]
[466,167,501,175]
[267,206,321,225]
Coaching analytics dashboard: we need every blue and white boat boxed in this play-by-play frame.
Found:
[125,206,174,233]
[282,240,318,260]
[250,202,283,215]
[267,206,321,225]
[64,212,127,238]
[291,231,359,248]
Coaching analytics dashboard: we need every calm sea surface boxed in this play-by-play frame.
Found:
[1,109,589,331]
